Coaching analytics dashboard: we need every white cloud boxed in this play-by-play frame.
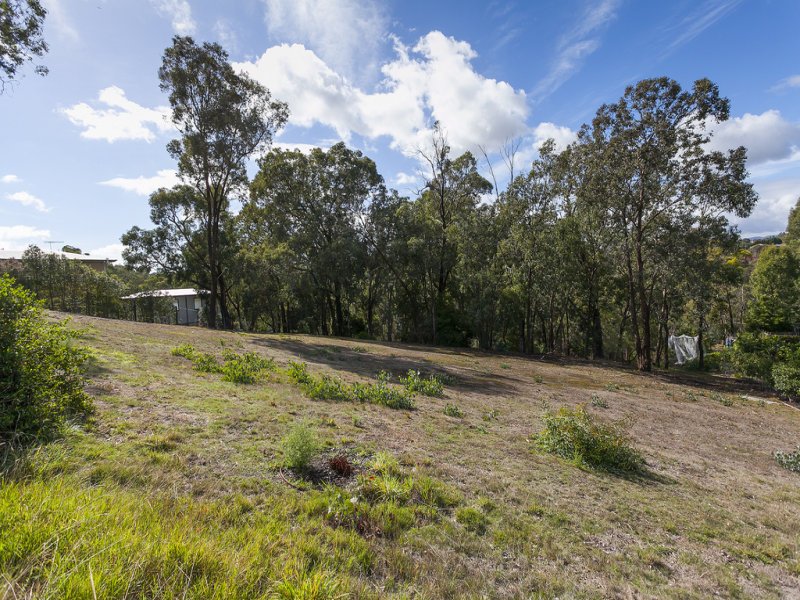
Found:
[88,243,125,262]
[42,0,79,42]
[5,191,49,213]
[0,225,50,251]
[213,19,238,53]
[532,0,620,100]
[771,75,800,92]
[532,122,577,152]
[1,174,20,183]
[151,0,196,35]
[663,0,743,55]
[236,32,529,157]
[62,86,172,143]
[707,110,800,166]
[394,171,420,186]
[100,169,180,196]
[734,178,800,238]
[263,0,387,82]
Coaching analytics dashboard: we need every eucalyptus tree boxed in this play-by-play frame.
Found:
[585,77,756,370]
[244,143,384,337]
[0,0,47,91]
[157,36,288,328]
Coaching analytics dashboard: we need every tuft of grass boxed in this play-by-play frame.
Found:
[272,566,345,599]
[590,394,608,409]
[400,370,445,397]
[535,405,644,473]
[288,364,415,410]
[443,403,464,418]
[774,447,800,473]
[281,423,321,472]
[456,506,489,535]
[370,451,401,477]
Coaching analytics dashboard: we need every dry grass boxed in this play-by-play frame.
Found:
[2,313,800,598]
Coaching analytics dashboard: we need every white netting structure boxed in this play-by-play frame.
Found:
[669,335,698,365]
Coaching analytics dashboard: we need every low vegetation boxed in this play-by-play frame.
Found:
[0,275,91,441]
[774,447,800,473]
[535,405,644,473]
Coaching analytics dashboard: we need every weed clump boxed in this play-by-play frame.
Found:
[774,447,800,473]
[590,394,608,408]
[535,405,644,473]
[280,423,321,471]
[456,506,489,534]
[170,343,197,359]
[220,351,275,383]
[400,370,445,397]
[288,363,415,410]
[444,403,464,418]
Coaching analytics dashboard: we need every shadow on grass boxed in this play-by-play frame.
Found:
[251,337,520,397]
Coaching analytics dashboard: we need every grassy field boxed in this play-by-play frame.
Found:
[2,314,800,599]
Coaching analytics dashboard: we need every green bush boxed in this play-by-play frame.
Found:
[771,363,800,398]
[400,370,445,397]
[192,352,222,373]
[726,332,800,383]
[287,361,312,384]
[220,351,275,384]
[535,405,644,473]
[443,403,464,418]
[0,274,91,440]
[774,447,800,473]
[280,423,321,471]
[170,343,197,359]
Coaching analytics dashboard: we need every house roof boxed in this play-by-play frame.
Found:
[121,288,208,300]
[0,249,116,262]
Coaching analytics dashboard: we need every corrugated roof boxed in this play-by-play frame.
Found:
[121,288,208,300]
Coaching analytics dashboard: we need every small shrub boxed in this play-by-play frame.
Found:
[220,351,274,383]
[351,372,415,410]
[590,394,608,408]
[710,392,733,407]
[329,455,354,477]
[287,361,312,384]
[772,363,800,398]
[192,352,221,373]
[171,343,197,359]
[0,275,91,440]
[535,405,644,473]
[306,375,352,403]
[482,409,499,421]
[534,375,544,384]
[500,363,511,370]
[456,506,489,534]
[443,403,464,418]
[774,447,800,473]
[280,423,321,471]
[351,415,364,428]
[400,370,445,397]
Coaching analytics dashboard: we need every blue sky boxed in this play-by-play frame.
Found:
[1,0,799,259]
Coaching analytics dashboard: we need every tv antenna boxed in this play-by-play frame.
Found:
[44,240,64,252]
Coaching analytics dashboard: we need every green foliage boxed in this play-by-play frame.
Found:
[535,405,644,473]
[726,332,800,385]
[280,423,321,471]
[443,403,464,418]
[455,507,489,535]
[220,351,275,384]
[0,275,90,440]
[288,363,415,410]
[171,343,197,359]
[771,363,800,398]
[400,369,445,397]
[271,567,344,599]
[774,447,800,473]
[192,353,222,374]
[746,245,800,332]
[0,0,48,86]
[370,451,401,477]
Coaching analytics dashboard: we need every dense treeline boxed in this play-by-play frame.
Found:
[16,37,800,378]
[116,36,769,372]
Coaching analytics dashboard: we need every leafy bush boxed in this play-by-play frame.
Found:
[771,363,800,398]
[192,352,222,373]
[400,370,445,397]
[443,403,464,418]
[590,394,608,408]
[220,351,275,384]
[455,506,489,534]
[288,363,415,410]
[726,332,800,383]
[0,274,91,440]
[535,405,644,473]
[774,447,800,473]
[170,343,197,359]
[280,423,321,471]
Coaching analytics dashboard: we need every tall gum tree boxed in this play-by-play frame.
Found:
[158,36,288,329]
[585,77,756,371]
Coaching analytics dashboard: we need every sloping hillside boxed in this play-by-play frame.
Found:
[3,314,800,599]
